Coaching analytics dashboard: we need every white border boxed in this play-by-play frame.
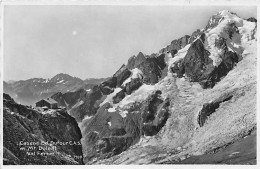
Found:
[0,0,259,6]
[0,0,259,169]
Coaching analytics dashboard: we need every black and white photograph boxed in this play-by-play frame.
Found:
[0,0,258,167]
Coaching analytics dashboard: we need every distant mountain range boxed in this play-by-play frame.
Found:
[3,73,107,105]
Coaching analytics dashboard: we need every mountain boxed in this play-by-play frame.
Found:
[4,10,256,165]
[3,73,105,106]
[51,10,256,164]
[3,93,83,164]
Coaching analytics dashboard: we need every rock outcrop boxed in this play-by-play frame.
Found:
[246,17,257,22]
[3,94,83,165]
[197,93,233,127]
[170,23,240,89]
[81,102,142,163]
[69,85,103,122]
[51,88,88,108]
[142,91,170,136]
[188,29,204,44]
[136,54,167,84]
[159,35,190,54]
[80,89,170,163]
[126,52,146,70]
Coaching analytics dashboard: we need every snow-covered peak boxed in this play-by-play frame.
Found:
[204,11,256,66]
[206,10,241,32]
[218,10,238,18]
[166,10,256,72]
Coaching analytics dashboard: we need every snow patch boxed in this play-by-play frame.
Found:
[64,99,69,107]
[57,80,64,84]
[82,115,93,121]
[229,151,240,157]
[119,110,128,118]
[117,84,155,109]
[122,68,143,86]
[168,44,191,70]
[204,11,256,66]
[72,100,84,109]
[108,107,116,112]
[42,109,55,114]
[103,84,155,115]
[108,122,112,127]
[43,79,49,83]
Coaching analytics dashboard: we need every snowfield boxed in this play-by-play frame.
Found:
[167,44,191,70]
[204,10,256,66]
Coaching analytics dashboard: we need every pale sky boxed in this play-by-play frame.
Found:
[3,5,256,81]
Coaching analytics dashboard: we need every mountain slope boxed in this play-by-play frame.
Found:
[3,93,83,165]
[48,10,256,164]
[79,10,256,164]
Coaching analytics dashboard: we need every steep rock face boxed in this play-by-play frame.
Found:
[99,85,114,95]
[170,59,185,78]
[188,29,204,44]
[51,88,88,108]
[171,24,240,89]
[80,89,171,163]
[126,52,168,84]
[170,49,178,58]
[142,91,170,136]
[115,68,132,87]
[205,13,224,31]
[125,78,143,95]
[126,52,146,70]
[247,17,257,22]
[183,37,212,82]
[81,102,142,163]
[100,77,117,90]
[159,35,190,54]
[171,35,191,50]
[112,78,143,104]
[112,89,126,104]
[69,85,103,122]
[56,53,168,123]
[52,66,136,122]
[197,92,233,127]
[3,94,83,165]
[137,54,167,84]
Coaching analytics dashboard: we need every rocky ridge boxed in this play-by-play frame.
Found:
[49,10,256,164]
